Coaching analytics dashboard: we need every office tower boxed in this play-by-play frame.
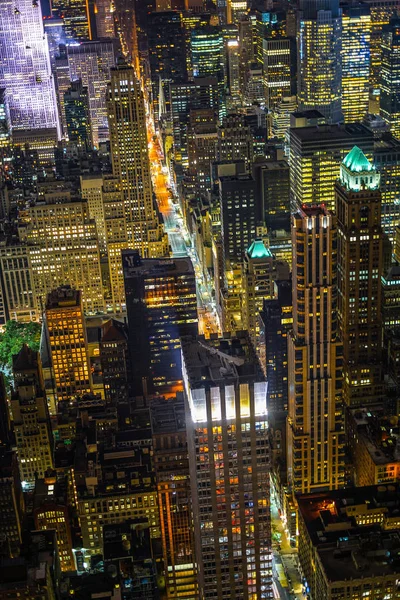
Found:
[100,319,130,405]
[67,40,117,146]
[44,17,67,67]
[270,95,297,141]
[191,27,226,118]
[225,35,240,108]
[170,77,219,172]
[150,397,197,599]
[123,252,197,397]
[45,286,92,403]
[33,473,74,572]
[380,17,400,138]
[148,11,187,119]
[366,0,398,88]
[336,147,384,406]
[238,16,255,93]
[217,113,254,167]
[95,0,115,38]
[54,47,71,138]
[51,0,91,41]
[0,448,24,558]
[187,109,218,194]
[244,63,265,105]
[341,3,371,123]
[253,158,291,232]
[182,332,272,600]
[219,170,259,267]
[289,123,374,210]
[0,0,60,135]
[11,345,53,486]
[242,239,289,344]
[107,62,168,259]
[20,191,104,314]
[287,206,344,495]
[0,243,38,323]
[297,0,342,123]
[227,0,249,24]
[64,79,92,148]
[263,37,296,111]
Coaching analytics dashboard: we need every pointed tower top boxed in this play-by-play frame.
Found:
[342,146,373,173]
[247,239,272,260]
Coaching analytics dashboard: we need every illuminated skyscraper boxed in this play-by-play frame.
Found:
[341,3,371,122]
[182,332,272,600]
[336,146,384,406]
[67,39,117,146]
[380,16,400,138]
[45,286,92,403]
[95,0,115,38]
[52,0,91,41]
[287,206,344,495]
[297,0,343,123]
[0,448,24,558]
[123,252,197,397]
[150,396,198,600]
[0,0,60,134]
[11,345,53,486]
[191,27,226,118]
[107,62,168,260]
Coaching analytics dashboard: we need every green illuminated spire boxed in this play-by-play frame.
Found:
[247,239,272,259]
[342,146,373,173]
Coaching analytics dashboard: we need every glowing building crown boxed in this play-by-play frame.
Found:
[340,146,380,192]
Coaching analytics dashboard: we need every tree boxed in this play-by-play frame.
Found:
[0,320,41,372]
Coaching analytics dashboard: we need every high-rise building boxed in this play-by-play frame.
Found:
[123,252,198,397]
[365,0,399,88]
[297,0,342,123]
[289,123,374,210]
[191,27,226,118]
[217,113,254,167]
[19,191,104,315]
[148,11,187,119]
[242,239,290,344]
[107,62,168,260]
[253,158,291,232]
[51,0,91,41]
[341,3,371,123]
[182,332,272,599]
[67,40,117,146]
[187,109,218,194]
[336,146,384,406]
[0,241,38,323]
[54,46,71,138]
[287,206,345,495]
[64,79,92,148]
[219,170,259,267]
[374,134,400,242]
[150,396,198,599]
[0,448,24,558]
[95,0,115,38]
[380,17,400,139]
[11,345,53,486]
[100,319,130,405]
[45,286,92,403]
[33,472,75,572]
[0,0,60,134]
[262,23,296,111]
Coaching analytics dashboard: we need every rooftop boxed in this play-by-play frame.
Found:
[181,332,264,388]
[45,286,81,310]
[150,394,186,435]
[349,406,400,465]
[290,122,373,144]
[342,145,373,173]
[122,252,194,280]
[247,239,272,260]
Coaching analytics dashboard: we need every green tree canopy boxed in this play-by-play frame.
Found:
[0,320,41,371]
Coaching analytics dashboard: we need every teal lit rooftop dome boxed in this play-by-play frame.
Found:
[247,239,272,259]
[340,145,379,191]
[342,145,373,173]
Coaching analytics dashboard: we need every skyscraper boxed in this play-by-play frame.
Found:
[95,0,115,38]
[64,79,92,148]
[336,146,384,406]
[191,27,226,118]
[11,345,53,486]
[0,0,60,134]
[297,0,342,123]
[51,0,91,41]
[341,3,371,123]
[182,332,272,599]
[45,286,92,403]
[123,252,198,397]
[100,319,130,405]
[0,448,24,558]
[67,39,117,146]
[287,206,344,494]
[380,17,400,139]
[107,62,168,259]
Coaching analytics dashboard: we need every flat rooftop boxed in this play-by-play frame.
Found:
[181,332,264,388]
[150,395,186,435]
[122,252,194,280]
[298,484,400,582]
[349,406,400,465]
[289,122,373,144]
[46,286,80,310]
